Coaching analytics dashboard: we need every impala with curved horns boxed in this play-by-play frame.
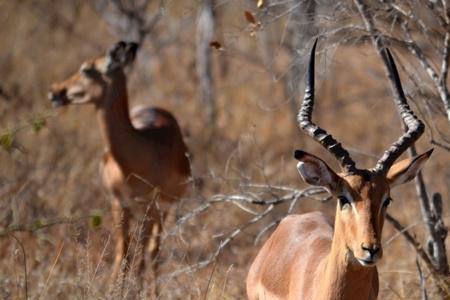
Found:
[246,40,433,300]
[49,41,191,290]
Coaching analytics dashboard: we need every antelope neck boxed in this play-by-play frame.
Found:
[95,74,137,165]
[317,220,376,299]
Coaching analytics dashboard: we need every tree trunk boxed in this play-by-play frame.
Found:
[285,0,317,121]
[196,0,217,127]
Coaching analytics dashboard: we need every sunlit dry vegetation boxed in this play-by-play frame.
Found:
[0,1,449,299]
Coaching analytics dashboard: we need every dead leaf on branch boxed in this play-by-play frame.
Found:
[244,10,262,37]
[244,10,257,24]
[257,0,264,8]
[209,40,224,50]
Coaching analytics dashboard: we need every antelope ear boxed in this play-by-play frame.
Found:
[105,41,139,72]
[387,149,433,188]
[294,150,341,193]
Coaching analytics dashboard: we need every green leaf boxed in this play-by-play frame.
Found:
[31,117,46,133]
[0,132,14,151]
[90,214,102,229]
[32,219,43,230]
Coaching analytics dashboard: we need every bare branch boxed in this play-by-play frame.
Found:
[160,183,328,282]
[10,234,28,300]
[161,204,275,281]
[0,214,98,237]
[386,213,450,295]
[354,0,450,296]
[416,257,429,300]
[399,17,450,126]
[96,0,164,44]
[430,139,450,152]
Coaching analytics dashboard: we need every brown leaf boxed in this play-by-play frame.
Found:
[209,40,223,50]
[244,11,257,24]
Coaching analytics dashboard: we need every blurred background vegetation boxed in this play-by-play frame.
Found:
[0,0,449,299]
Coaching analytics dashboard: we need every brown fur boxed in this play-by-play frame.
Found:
[247,151,431,300]
[49,45,190,293]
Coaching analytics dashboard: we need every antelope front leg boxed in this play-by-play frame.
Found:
[148,216,162,277]
[110,197,131,286]
[148,215,163,297]
[136,202,164,296]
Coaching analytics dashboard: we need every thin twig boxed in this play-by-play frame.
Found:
[386,213,450,295]
[160,204,274,281]
[44,241,64,288]
[0,214,99,237]
[10,234,28,300]
[203,256,218,300]
[416,257,429,300]
[431,139,450,152]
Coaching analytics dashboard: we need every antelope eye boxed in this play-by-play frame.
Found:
[338,196,351,210]
[81,65,98,77]
[68,89,86,99]
[72,91,85,98]
[383,197,392,208]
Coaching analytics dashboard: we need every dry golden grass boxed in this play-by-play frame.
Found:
[0,1,449,299]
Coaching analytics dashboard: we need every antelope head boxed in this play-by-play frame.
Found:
[295,40,432,267]
[49,41,139,107]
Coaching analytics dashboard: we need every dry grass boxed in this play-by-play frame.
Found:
[0,1,449,299]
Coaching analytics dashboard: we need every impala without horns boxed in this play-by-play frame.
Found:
[246,40,433,300]
[49,41,191,292]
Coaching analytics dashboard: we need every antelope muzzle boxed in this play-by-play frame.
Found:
[48,86,68,108]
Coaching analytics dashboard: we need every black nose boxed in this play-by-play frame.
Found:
[361,244,380,258]
[127,42,139,55]
[49,88,67,107]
